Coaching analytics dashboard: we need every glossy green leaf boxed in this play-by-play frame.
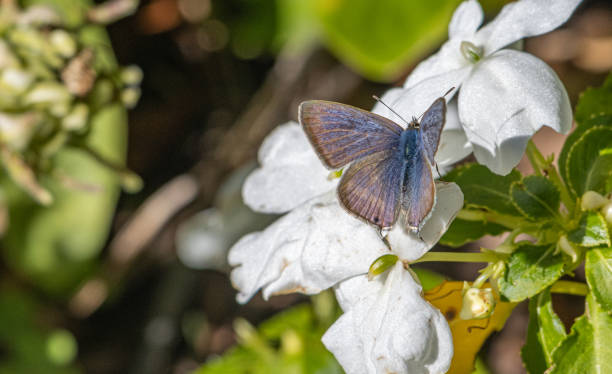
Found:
[440,218,507,247]
[443,163,522,216]
[499,243,564,302]
[535,289,566,365]
[522,296,548,374]
[313,0,462,81]
[586,247,612,312]
[574,73,612,125]
[549,294,612,374]
[567,211,611,248]
[565,124,612,197]
[510,176,560,220]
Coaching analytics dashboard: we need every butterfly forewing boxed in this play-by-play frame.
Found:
[299,100,403,169]
[401,130,436,231]
[338,149,403,228]
[419,98,446,165]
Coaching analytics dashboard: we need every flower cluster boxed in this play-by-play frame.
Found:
[0,1,141,205]
[227,0,581,373]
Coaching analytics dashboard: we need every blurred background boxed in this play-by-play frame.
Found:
[0,0,610,373]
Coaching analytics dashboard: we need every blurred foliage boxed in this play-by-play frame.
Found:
[0,286,79,373]
[0,0,139,296]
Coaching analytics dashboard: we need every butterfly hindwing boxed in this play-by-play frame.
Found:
[338,149,403,228]
[299,100,403,169]
[401,129,436,231]
[420,98,446,165]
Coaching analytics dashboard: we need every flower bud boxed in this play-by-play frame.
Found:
[62,49,96,96]
[121,87,141,109]
[460,285,495,320]
[557,235,579,263]
[1,67,34,93]
[24,81,71,105]
[581,191,608,211]
[50,30,77,58]
[602,202,612,226]
[62,103,89,131]
[368,254,398,281]
[460,41,483,63]
[120,65,143,86]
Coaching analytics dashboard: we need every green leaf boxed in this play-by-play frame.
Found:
[535,289,566,365]
[443,163,522,216]
[522,296,549,374]
[575,72,612,125]
[498,243,564,302]
[439,218,507,247]
[313,0,462,81]
[510,176,560,220]
[586,247,612,312]
[567,211,611,248]
[549,294,612,374]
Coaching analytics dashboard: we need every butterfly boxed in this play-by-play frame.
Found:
[298,93,449,233]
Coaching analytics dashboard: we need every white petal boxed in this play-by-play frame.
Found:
[386,182,463,261]
[242,122,337,214]
[371,87,405,126]
[228,192,388,303]
[458,49,572,175]
[322,263,453,374]
[403,40,470,90]
[395,67,471,123]
[436,99,473,168]
[476,0,581,55]
[448,0,484,39]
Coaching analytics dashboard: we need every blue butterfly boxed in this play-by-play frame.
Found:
[298,95,448,233]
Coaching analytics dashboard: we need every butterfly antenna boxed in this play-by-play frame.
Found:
[372,95,412,127]
[416,87,457,121]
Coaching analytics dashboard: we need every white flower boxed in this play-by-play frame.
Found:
[385,0,580,175]
[229,121,463,373]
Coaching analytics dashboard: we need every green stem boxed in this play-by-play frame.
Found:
[550,280,588,296]
[456,209,524,229]
[526,140,575,214]
[411,251,499,264]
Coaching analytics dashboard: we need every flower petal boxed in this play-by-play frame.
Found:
[436,99,472,167]
[403,40,470,90]
[322,263,453,374]
[448,0,484,39]
[242,122,337,214]
[386,182,463,261]
[228,192,388,303]
[476,0,581,55]
[458,49,572,175]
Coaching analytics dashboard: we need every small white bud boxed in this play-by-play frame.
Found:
[24,81,72,105]
[49,30,77,58]
[581,191,608,211]
[460,285,495,320]
[557,235,579,263]
[460,41,483,63]
[1,68,34,93]
[62,103,89,131]
[121,87,141,109]
[120,65,143,86]
[602,202,612,226]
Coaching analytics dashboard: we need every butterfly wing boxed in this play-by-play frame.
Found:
[299,100,403,169]
[338,149,403,228]
[401,129,436,231]
[419,98,446,165]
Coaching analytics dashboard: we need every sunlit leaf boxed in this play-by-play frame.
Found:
[567,211,611,248]
[510,176,560,221]
[574,72,612,125]
[498,243,564,302]
[586,246,612,312]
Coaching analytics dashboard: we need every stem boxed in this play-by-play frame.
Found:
[411,251,499,264]
[456,209,524,229]
[526,140,575,214]
[550,280,588,296]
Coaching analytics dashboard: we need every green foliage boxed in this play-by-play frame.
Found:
[440,218,507,247]
[197,302,342,374]
[313,0,462,81]
[574,73,612,125]
[586,247,612,312]
[549,294,612,374]
[511,176,560,220]
[498,243,565,302]
[444,163,522,216]
[567,211,610,248]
